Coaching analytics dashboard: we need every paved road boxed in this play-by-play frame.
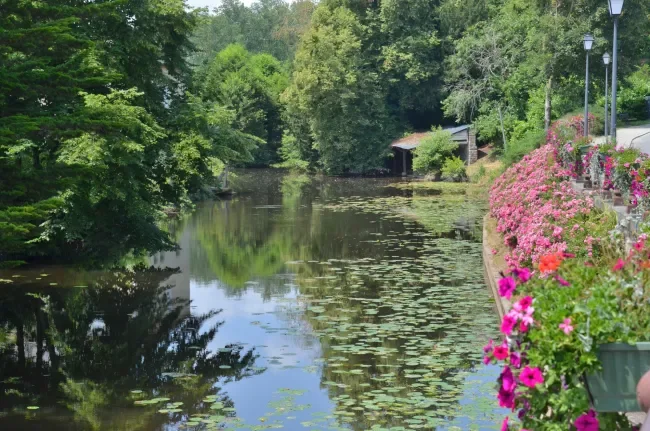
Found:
[594,124,650,152]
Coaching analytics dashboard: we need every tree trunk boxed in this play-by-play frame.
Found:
[17,323,25,368]
[32,147,41,170]
[545,77,553,132]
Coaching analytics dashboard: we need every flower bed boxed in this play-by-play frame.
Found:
[486,117,650,430]
[490,143,615,269]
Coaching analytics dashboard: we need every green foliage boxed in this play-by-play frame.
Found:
[503,129,546,167]
[284,6,394,174]
[444,0,650,146]
[412,128,458,174]
[189,0,317,67]
[201,44,288,166]
[0,0,259,263]
[618,64,650,120]
[441,157,468,182]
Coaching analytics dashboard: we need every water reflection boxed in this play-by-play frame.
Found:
[0,268,259,430]
[0,170,503,430]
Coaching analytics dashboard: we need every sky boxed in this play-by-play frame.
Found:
[186,0,256,10]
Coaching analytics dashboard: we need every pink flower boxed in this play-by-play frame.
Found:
[574,410,599,431]
[483,339,494,353]
[519,366,544,388]
[512,268,532,283]
[501,416,510,431]
[518,296,533,310]
[500,366,516,392]
[510,352,521,369]
[493,344,509,361]
[498,387,515,409]
[483,355,491,365]
[492,248,498,255]
[501,315,517,336]
[520,307,534,328]
[559,318,574,335]
[498,277,517,299]
[613,258,626,271]
[555,275,570,286]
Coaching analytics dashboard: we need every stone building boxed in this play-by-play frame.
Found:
[390,125,478,176]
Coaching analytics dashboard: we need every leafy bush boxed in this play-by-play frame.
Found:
[502,129,545,167]
[412,127,458,174]
[441,157,468,182]
[618,64,650,120]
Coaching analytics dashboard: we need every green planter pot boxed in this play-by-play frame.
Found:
[586,343,650,412]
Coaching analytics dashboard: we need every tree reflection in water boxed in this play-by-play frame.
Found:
[0,267,261,430]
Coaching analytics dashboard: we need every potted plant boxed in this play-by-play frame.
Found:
[487,239,650,429]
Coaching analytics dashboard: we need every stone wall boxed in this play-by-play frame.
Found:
[468,130,478,165]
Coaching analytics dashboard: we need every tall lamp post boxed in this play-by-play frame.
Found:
[584,33,594,137]
[609,0,624,141]
[603,52,611,141]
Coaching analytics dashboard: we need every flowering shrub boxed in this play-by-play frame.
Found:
[490,144,615,268]
[487,239,650,430]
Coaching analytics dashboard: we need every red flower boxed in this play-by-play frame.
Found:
[539,253,563,273]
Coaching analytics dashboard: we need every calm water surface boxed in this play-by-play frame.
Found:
[0,170,505,430]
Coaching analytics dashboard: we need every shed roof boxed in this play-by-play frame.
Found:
[390,125,470,150]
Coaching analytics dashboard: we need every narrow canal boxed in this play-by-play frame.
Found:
[0,170,505,430]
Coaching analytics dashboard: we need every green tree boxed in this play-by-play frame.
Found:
[201,44,288,165]
[283,6,394,174]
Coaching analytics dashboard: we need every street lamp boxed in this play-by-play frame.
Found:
[603,53,611,140]
[609,0,624,140]
[583,33,594,137]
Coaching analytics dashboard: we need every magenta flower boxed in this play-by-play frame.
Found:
[501,314,517,336]
[498,277,517,299]
[510,352,521,369]
[613,258,626,271]
[574,410,599,431]
[498,387,515,409]
[500,416,509,431]
[555,275,570,286]
[519,366,544,388]
[518,296,533,310]
[493,344,509,361]
[484,339,494,353]
[512,267,532,283]
[559,318,574,335]
[500,366,516,392]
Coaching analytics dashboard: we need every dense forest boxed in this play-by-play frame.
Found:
[2,0,650,264]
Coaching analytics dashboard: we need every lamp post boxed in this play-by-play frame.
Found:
[609,0,624,141]
[603,52,611,141]
[584,33,594,138]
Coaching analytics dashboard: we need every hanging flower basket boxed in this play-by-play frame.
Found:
[586,342,650,412]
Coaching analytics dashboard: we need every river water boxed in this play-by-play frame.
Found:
[0,170,505,430]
